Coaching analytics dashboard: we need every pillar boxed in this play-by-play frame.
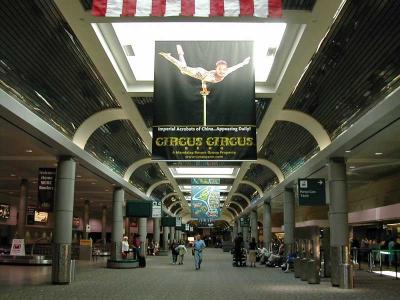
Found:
[242,219,249,247]
[110,187,124,261]
[124,217,130,237]
[52,157,76,284]
[163,226,170,250]
[83,200,90,240]
[263,201,272,249]
[284,188,295,254]
[101,206,107,244]
[232,221,238,241]
[328,158,349,286]
[250,209,258,243]
[139,218,147,256]
[237,220,242,234]
[153,218,161,246]
[170,226,176,243]
[17,179,28,239]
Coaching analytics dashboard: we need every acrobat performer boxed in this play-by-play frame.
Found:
[159,45,251,95]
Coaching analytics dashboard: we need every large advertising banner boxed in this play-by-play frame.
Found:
[37,168,56,211]
[153,41,256,161]
[191,186,220,219]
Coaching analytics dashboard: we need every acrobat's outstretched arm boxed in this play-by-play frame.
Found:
[225,57,251,76]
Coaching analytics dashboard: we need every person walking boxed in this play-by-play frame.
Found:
[170,240,178,264]
[175,241,187,265]
[193,234,206,270]
[248,237,257,267]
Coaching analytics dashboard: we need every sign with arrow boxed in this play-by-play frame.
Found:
[298,178,326,206]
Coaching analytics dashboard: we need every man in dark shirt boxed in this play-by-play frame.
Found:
[234,233,244,266]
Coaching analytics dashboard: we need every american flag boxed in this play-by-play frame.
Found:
[92,0,282,18]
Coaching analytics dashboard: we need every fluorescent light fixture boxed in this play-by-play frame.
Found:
[171,167,238,178]
[25,149,33,153]
[345,150,351,153]
[179,185,231,192]
[110,22,286,82]
[374,152,383,155]
[349,166,356,169]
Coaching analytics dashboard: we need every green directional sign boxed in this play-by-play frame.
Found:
[239,217,250,227]
[191,178,220,185]
[298,178,326,206]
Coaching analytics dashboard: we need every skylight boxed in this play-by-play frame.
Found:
[169,167,238,178]
[109,22,286,83]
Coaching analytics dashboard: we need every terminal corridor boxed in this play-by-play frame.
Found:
[1,249,399,300]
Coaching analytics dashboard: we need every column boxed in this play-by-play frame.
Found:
[52,157,76,284]
[124,217,130,238]
[263,201,272,249]
[237,220,242,234]
[101,206,107,244]
[170,226,176,242]
[163,226,170,251]
[284,188,295,254]
[153,218,161,246]
[175,229,180,241]
[328,158,349,286]
[110,187,124,261]
[232,220,238,241]
[250,209,258,243]
[17,179,28,239]
[138,218,147,256]
[83,200,90,240]
[242,219,249,247]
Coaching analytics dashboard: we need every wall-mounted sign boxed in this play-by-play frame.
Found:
[298,178,326,206]
[26,206,35,225]
[240,217,250,227]
[10,239,25,256]
[152,41,256,161]
[126,200,152,218]
[37,168,56,211]
[152,200,162,218]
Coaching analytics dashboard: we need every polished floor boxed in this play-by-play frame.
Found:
[0,249,399,300]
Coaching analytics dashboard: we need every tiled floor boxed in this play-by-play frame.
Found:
[0,249,399,300]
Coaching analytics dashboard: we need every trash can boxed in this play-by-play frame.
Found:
[300,258,308,281]
[70,259,76,283]
[294,257,301,278]
[339,263,353,289]
[306,259,320,284]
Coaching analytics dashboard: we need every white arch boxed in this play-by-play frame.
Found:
[256,159,285,183]
[232,193,251,206]
[169,201,182,211]
[230,201,244,212]
[239,180,264,198]
[146,180,171,197]
[161,192,179,203]
[175,207,183,215]
[277,110,331,150]
[226,207,239,217]
[73,108,127,149]
[123,158,152,181]
[223,210,236,220]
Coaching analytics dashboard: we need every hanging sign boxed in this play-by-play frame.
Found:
[152,41,256,161]
[298,178,326,206]
[191,186,220,219]
[240,217,250,227]
[37,168,56,211]
[152,199,162,218]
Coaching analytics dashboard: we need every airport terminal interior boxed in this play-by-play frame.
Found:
[0,0,400,299]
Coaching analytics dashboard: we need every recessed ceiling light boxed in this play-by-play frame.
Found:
[374,152,383,155]
[91,182,96,185]
[10,174,16,177]
[345,150,351,153]
[105,189,109,192]
[349,166,356,169]
[76,175,82,178]
[25,149,33,153]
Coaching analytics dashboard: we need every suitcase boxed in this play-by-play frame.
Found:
[139,255,146,268]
